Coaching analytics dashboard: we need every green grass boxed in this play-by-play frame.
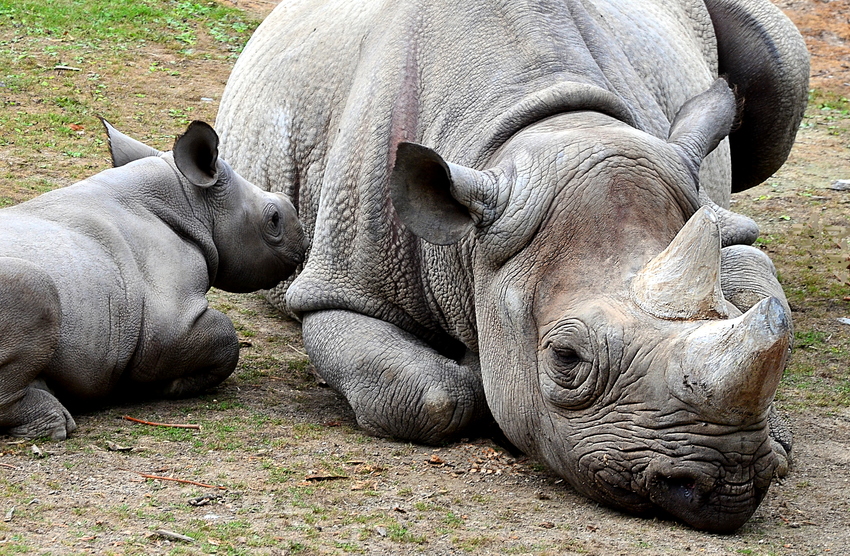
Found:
[0,0,261,194]
[0,0,255,53]
[800,89,850,142]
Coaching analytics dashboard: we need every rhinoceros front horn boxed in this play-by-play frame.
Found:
[671,296,791,422]
[632,206,733,320]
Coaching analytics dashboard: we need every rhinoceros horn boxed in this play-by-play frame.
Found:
[633,206,791,421]
[632,206,733,320]
[671,296,791,422]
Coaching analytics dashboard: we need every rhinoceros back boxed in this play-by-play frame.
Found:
[216,0,726,342]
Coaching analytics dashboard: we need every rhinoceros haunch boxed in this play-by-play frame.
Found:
[0,120,305,441]
[215,0,809,532]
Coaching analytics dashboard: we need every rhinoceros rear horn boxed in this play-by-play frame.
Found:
[667,78,739,180]
[173,121,220,188]
[390,142,496,245]
[100,117,163,167]
[632,206,732,320]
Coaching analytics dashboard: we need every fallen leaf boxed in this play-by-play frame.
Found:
[350,481,376,491]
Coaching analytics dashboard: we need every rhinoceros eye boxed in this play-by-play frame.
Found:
[264,204,282,238]
[550,346,581,371]
[540,322,604,410]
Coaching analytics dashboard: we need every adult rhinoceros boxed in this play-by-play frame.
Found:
[215,0,809,532]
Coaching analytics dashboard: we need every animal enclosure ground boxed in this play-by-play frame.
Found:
[0,1,849,554]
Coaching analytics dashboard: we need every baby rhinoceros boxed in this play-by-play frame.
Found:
[0,120,305,440]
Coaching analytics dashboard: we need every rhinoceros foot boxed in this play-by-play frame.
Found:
[302,310,490,445]
[4,386,77,441]
[768,404,793,477]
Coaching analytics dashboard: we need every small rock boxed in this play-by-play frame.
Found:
[830,179,850,191]
[375,526,387,537]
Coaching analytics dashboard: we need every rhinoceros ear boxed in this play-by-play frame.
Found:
[667,78,738,181]
[173,121,220,188]
[390,142,498,245]
[100,117,163,167]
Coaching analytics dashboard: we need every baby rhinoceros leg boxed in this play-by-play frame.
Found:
[0,258,76,440]
[145,305,240,398]
[302,310,490,444]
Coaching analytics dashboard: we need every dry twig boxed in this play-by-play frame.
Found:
[121,468,226,490]
[151,529,194,542]
[122,415,200,430]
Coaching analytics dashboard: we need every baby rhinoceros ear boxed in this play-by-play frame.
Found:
[100,117,163,167]
[173,121,220,188]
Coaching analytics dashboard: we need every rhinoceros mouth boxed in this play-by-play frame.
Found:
[635,449,776,533]
[570,429,777,533]
[645,472,770,533]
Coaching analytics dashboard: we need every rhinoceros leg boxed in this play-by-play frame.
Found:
[143,307,241,398]
[0,258,76,440]
[302,310,490,444]
[720,244,793,475]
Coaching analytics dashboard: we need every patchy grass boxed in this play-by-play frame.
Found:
[0,0,260,199]
[735,96,850,414]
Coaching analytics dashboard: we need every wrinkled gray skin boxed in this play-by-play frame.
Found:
[216,0,809,532]
[0,121,305,441]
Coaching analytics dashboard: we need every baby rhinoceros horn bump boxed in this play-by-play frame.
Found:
[632,206,731,320]
[673,296,791,421]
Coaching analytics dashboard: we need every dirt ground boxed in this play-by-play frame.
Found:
[1,1,849,555]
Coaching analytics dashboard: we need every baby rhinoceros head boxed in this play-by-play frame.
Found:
[104,119,306,293]
[171,121,306,293]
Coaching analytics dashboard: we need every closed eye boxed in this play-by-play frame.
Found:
[551,345,582,369]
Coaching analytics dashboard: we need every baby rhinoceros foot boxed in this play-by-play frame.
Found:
[3,386,77,441]
[0,258,75,440]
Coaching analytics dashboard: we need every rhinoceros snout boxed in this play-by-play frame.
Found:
[646,464,768,533]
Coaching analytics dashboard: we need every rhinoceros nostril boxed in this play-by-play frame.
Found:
[655,474,699,505]
[646,467,762,533]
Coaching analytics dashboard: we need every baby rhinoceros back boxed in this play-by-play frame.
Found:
[0,120,305,440]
